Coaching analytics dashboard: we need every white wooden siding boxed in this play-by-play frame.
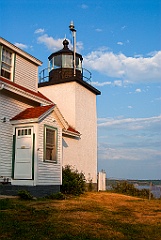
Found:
[36,113,62,185]
[14,55,38,92]
[0,92,36,178]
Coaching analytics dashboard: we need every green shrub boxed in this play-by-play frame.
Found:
[112,181,152,199]
[18,190,33,200]
[61,165,86,196]
[46,192,65,200]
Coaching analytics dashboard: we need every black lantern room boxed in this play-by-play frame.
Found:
[38,37,101,95]
[48,39,83,82]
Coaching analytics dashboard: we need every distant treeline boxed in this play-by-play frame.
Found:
[106,179,161,187]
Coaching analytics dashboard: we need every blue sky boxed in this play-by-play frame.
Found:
[1,0,161,179]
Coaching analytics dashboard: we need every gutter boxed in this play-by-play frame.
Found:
[62,129,81,138]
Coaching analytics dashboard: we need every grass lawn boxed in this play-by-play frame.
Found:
[0,192,161,240]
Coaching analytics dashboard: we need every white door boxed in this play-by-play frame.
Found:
[14,127,34,179]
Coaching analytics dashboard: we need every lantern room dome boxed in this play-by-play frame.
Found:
[48,39,83,60]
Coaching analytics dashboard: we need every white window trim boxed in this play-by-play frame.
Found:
[0,46,15,81]
[44,125,58,163]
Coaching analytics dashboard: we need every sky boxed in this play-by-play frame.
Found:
[1,0,161,180]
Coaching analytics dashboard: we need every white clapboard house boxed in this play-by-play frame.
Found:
[0,36,100,197]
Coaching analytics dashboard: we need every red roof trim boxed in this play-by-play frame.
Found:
[67,126,80,134]
[0,76,52,102]
[10,104,55,121]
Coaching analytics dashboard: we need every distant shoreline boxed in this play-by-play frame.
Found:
[106,179,161,185]
[106,179,161,199]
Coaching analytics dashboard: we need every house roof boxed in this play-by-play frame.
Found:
[0,76,52,104]
[0,37,42,66]
[10,104,55,121]
[10,104,81,137]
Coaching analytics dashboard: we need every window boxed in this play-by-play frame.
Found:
[44,126,57,162]
[18,128,31,136]
[0,47,14,80]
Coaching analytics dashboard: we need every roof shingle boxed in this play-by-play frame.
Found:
[10,104,55,121]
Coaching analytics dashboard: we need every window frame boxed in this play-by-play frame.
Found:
[44,125,58,163]
[0,46,15,81]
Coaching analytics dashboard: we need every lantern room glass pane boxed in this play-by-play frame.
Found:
[62,55,73,68]
[54,55,62,69]
[76,57,82,71]
[50,58,53,70]
[49,54,82,71]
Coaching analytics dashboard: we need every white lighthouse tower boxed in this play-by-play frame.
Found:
[38,23,100,188]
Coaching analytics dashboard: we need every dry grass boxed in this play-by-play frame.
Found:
[0,192,161,239]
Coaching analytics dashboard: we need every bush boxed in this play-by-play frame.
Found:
[18,190,33,200]
[61,165,86,196]
[46,192,65,200]
[112,181,152,199]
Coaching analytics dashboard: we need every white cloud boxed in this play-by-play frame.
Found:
[135,88,141,93]
[81,4,88,9]
[95,28,102,32]
[37,34,83,52]
[147,51,158,57]
[117,41,123,45]
[121,26,126,30]
[98,115,161,164]
[134,54,143,58]
[76,41,84,50]
[37,34,64,51]
[98,145,161,161]
[128,106,133,109]
[14,43,28,50]
[84,50,161,84]
[91,81,111,86]
[114,80,122,87]
[90,80,124,87]
[155,97,161,101]
[34,28,45,34]
[98,115,161,131]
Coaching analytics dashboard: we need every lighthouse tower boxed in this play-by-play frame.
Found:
[38,23,100,187]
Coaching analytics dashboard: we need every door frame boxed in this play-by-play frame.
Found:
[12,126,35,180]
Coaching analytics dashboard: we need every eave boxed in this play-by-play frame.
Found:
[38,76,101,95]
[62,129,81,138]
[0,37,42,66]
[0,76,52,105]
